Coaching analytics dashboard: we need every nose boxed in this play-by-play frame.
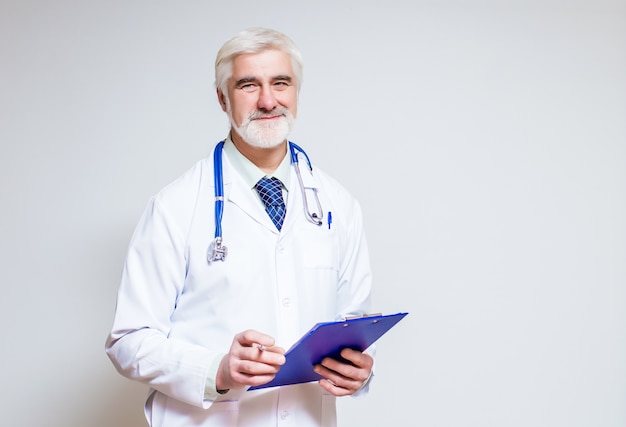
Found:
[257,85,278,111]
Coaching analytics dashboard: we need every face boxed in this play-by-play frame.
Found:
[219,49,298,149]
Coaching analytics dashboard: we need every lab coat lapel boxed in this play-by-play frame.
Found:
[280,162,322,234]
[222,160,279,233]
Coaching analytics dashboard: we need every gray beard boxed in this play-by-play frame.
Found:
[231,112,294,148]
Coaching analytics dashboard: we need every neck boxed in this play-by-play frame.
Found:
[230,131,288,174]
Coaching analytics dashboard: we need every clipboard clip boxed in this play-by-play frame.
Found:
[343,313,383,320]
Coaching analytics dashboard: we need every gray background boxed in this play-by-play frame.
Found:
[1,1,625,426]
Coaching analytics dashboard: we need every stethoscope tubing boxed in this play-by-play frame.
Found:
[208,140,322,263]
[213,141,226,240]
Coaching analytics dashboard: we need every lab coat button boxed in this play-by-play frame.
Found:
[280,410,289,419]
[282,298,291,307]
[277,245,285,253]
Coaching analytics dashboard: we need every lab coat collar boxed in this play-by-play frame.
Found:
[218,146,322,235]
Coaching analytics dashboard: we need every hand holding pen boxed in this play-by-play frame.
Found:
[216,329,286,392]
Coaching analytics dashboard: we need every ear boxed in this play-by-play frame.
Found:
[216,89,228,112]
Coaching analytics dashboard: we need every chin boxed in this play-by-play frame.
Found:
[240,121,291,149]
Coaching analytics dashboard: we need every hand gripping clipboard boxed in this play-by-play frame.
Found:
[248,312,408,391]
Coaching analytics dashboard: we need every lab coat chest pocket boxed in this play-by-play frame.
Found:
[287,222,339,306]
[296,220,338,271]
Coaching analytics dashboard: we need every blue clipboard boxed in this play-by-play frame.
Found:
[248,312,408,391]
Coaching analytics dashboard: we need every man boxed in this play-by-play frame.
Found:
[106,27,374,426]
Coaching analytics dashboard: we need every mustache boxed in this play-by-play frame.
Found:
[248,107,289,120]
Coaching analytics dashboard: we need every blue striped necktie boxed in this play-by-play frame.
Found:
[255,177,286,230]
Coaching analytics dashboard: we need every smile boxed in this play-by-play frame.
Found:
[253,114,284,121]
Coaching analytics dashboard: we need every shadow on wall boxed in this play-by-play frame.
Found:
[78,375,148,427]
[85,227,151,427]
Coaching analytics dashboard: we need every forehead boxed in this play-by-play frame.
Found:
[230,49,294,81]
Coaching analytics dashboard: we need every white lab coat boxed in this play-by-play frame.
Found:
[105,144,373,427]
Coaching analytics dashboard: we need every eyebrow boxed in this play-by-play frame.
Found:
[273,75,293,83]
[234,77,258,87]
[234,75,293,87]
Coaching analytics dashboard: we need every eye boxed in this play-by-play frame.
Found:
[239,83,259,93]
[273,81,290,91]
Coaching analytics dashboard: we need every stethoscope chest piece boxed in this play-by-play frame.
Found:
[207,237,228,263]
[207,140,322,265]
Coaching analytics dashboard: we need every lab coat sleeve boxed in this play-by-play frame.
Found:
[105,195,220,409]
[335,196,377,397]
[336,197,372,321]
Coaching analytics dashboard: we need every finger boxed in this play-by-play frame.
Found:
[230,368,280,387]
[233,358,282,376]
[314,355,372,392]
[227,355,283,387]
[236,329,276,349]
[250,346,286,366]
[319,357,367,382]
[254,343,286,355]
[313,363,362,392]
[339,348,373,370]
[318,378,353,396]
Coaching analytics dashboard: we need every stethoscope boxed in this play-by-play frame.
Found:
[207,140,323,263]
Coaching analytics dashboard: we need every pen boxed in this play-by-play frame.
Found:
[327,211,332,230]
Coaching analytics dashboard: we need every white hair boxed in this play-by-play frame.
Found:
[214,27,304,95]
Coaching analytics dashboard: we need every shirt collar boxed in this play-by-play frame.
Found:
[222,134,291,191]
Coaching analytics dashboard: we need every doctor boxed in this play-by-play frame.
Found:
[105,27,374,427]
